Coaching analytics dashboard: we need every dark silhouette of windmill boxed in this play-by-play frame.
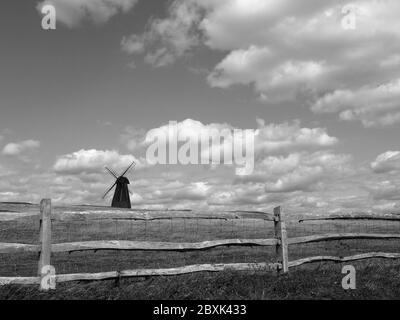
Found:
[102,161,136,209]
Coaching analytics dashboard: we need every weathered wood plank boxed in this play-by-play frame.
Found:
[56,262,280,283]
[38,199,52,278]
[289,252,400,268]
[38,199,54,291]
[51,210,274,222]
[274,207,289,273]
[298,214,400,223]
[51,238,278,253]
[0,243,40,254]
[119,262,279,277]
[0,277,40,286]
[56,271,119,282]
[2,233,398,254]
[288,233,400,245]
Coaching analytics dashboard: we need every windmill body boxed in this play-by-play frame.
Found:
[102,161,135,209]
[112,177,131,208]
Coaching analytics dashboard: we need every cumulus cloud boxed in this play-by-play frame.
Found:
[121,0,202,67]
[202,0,400,92]
[254,119,337,155]
[371,151,400,173]
[367,180,400,201]
[149,181,211,202]
[117,119,348,206]
[208,183,271,206]
[123,118,338,177]
[121,126,147,151]
[121,34,145,55]
[264,152,351,193]
[208,52,327,101]
[37,0,138,28]
[2,140,41,156]
[312,79,400,127]
[135,118,336,154]
[117,1,400,210]
[82,145,393,214]
[236,151,352,193]
[174,181,211,201]
[53,149,142,175]
[126,0,400,126]
[1,126,397,214]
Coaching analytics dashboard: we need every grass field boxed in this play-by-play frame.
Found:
[2,262,400,299]
[1,202,400,299]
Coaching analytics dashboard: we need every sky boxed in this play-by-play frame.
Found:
[0,0,400,215]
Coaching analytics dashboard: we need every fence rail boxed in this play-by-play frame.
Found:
[299,214,400,222]
[1,199,400,291]
[0,239,278,254]
[288,233,400,245]
[0,262,280,286]
[51,210,275,222]
[288,252,400,268]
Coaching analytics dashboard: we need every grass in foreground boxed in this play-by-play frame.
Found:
[1,262,400,300]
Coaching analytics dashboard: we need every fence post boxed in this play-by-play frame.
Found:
[38,199,55,291]
[274,206,289,273]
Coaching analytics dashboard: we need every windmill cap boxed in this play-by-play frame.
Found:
[117,176,130,184]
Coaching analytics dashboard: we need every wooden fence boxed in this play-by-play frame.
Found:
[1,199,400,291]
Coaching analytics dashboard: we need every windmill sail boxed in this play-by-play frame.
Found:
[120,161,136,177]
[102,181,117,199]
[105,167,118,179]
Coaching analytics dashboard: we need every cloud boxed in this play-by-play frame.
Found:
[238,151,352,193]
[121,34,145,55]
[208,50,326,101]
[173,181,211,201]
[121,119,338,179]
[121,0,202,67]
[117,119,349,207]
[53,149,141,175]
[208,184,272,206]
[264,154,351,193]
[0,141,397,214]
[1,126,397,214]
[312,79,400,127]
[121,126,147,151]
[371,151,400,173]
[2,140,41,156]
[123,118,337,177]
[203,0,400,118]
[201,0,400,86]
[37,0,138,28]
[367,181,400,201]
[147,181,211,202]
[135,118,336,153]
[127,0,400,126]
[254,119,337,155]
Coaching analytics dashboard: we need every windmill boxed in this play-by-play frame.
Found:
[102,161,136,209]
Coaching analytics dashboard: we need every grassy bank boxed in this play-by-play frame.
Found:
[2,261,400,300]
